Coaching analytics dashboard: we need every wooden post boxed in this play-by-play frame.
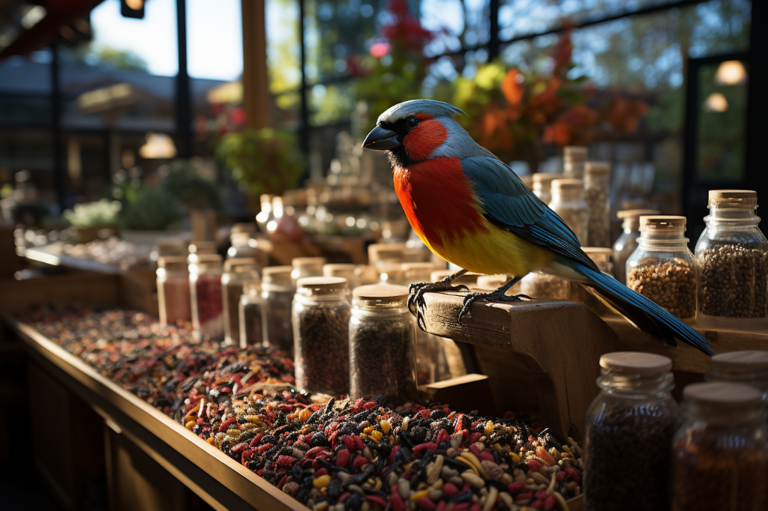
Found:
[241,0,270,130]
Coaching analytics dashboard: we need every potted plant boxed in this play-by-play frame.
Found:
[63,199,122,242]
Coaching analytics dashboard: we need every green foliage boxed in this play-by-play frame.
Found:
[162,160,223,211]
[215,128,305,196]
[121,187,183,231]
[94,47,148,71]
[63,199,121,229]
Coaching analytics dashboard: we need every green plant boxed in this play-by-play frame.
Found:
[162,159,223,211]
[121,187,182,231]
[63,199,121,229]
[216,128,305,196]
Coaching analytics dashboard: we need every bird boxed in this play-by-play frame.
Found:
[362,99,714,355]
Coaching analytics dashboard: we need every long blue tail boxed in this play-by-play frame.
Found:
[572,262,714,355]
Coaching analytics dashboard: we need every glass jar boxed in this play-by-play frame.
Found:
[706,350,768,406]
[368,243,407,271]
[156,255,191,326]
[626,216,696,321]
[291,257,326,286]
[261,266,295,355]
[695,190,768,329]
[585,162,611,247]
[402,262,440,284]
[612,209,660,284]
[563,146,587,179]
[323,263,360,292]
[377,262,407,286]
[349,285,417,400]
[187,240,216,265]
[293,277,351,395]
[549,179,588,245]
[672,382,768,511]
[532,173,563,206]
[189,254,224,338]
[357,265,379,285]
[227,226,269,269]
[239,280,263,348]
[255,194,273,232]
[402,262,442,384]
[519,272,570,300]
[584,352,676,511]
[570,247,614,316]
[222,258,260,345]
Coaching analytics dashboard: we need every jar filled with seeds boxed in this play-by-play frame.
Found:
[239,279,263,348]
[626,215,696,321]
[706,351,768,406]
[584,352,677,511]
[349,285,417,400]
[563,146,587,178]
[570,248,614,316]
[261,266,295,355]
[672,382,768,511]
[293,277,351,395]
[585,161,611,247]
[157,256,191,326]
[549,179,588,245]
[532,173,563,205]
[291,257,326,286]
[612,209,660,284]
[189,254,224,338]
[221,258,259,345]
[695,190,768,330]
[520,272,570,300]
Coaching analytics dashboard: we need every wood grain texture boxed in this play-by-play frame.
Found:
[0,273,120,315]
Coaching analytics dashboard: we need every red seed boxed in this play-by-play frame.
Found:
[402,468,413,480]
[390,491,406,511]
[470,503,481,511]
[353,456,370,469]
[469,432,481,444]
[478,451,494,462]
[342,435,356,452]
[354,435,364,452]
[536,490,548,500]
[418,497,437,510]
[442,482,459,496]
[470,444,481,457]
[530,500,543,509]
[388,445,401,464]
[366,495,387,507]
[452,503,471,511]
[336,448,350,468]
[565,466,581,483]
[454,414,465,433]
[536,446,556,466]
[277,455,294,467]
[338,492,351,503]
[436,429,451,445]
[507,481,525,493]
[526,460,542,473]
[556,471,566,481]
[437,501,447,511]
[364,401,377,410]
[413,442,438,457]
[516,491,533,501]
[543,495,556,510]
[277,474,287,489]
[314,468,328,477]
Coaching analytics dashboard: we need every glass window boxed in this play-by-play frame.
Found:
[267,0,302,94]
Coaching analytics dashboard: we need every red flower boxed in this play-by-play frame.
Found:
[370,42,392,59]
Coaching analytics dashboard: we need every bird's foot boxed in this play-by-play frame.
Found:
[457,290,532,325]
[408,278,469,315]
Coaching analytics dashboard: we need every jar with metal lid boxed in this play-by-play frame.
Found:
[261,266,295,354]
[626,216,696,321]
[293,277,351,395]
[157,255,191,326]
[695,190,768,329]
[549,179,588,245]
[532,173,563,205]
[706,350,768,406]
[612,209,660,284]
[323,263,360,292]
[189,254,224,338]
[584,352,676,511]
[187,241,216,265]
[291,257,326,286]
[570,247,614,316]
[222,258,259,345]
[239,280,263,348]
[585,162,611,247]
[563,146,587,178]
[349,285,417,400]
[672,382,768,511]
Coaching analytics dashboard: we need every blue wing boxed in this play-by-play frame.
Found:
[460,155,598,271]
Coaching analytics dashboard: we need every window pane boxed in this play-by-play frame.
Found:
[267,0,302,94]
[422,0,490,57]
[187,0,243,81]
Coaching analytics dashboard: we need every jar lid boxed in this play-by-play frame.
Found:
[599,352,672,375]
[243,279,261,295]
[323,263,358,278]
[532,173,563,184]
[711,351,768,375]
[189,241,217,254]
[583,247,612,263]
[194,254,222,263]
[263,265,293,284]
[368,243,407,262]
[617,209,660,219]
[585,161,610,175]
[224,257,258,272]
[260,194,273,204]
[353,284,409,304]
[708,189,757,208]
[292,257,326,268]
[564,146,588,159]
[231,223,256,234]
[158,255,187,271]
[640,215,686,233]
[378,263,406,283]
[297,276,347,294]
[683,382,762,408]
[357,265,379,285]
[552,179,584,192]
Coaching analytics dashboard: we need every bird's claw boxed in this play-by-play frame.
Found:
[457,291,532,325]
[407,278,469,331]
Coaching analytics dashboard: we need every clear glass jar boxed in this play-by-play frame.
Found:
[563,146,587,179]
[532,173,563,206]
[239,280,263,348]
[293,277,351,395]
[706,350,768,406]
[357,265,379,285]
[255,194,272,232]
[187,240,216,265]
[672,382,768,511]
[612,209,660,284]
[291,257,326,286]
[367,243,407,271]
[377,262,407,286]
[189,254,224,338]
[584,352,676,511]
[402,262,442,384]
[349,285,417,400]
[626,216,696,321]
[222,258,260,345]
[570,247,614,316]
[585,162,611,247]
[227,228,269,270]
[402,262,439,284]
[695,190,768,329]
[261,266,295,355]
[323,263,360,293]
[157,255,191,326]
[549,179,588,245]
[519,272,570,300]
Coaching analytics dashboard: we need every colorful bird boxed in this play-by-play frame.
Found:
[363,99,713,355]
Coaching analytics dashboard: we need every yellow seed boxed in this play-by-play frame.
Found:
[493,443,502,452]
[360,433,368,440]
[364,426,374,435]
[380,420,391,434]
[509,452,521,463]
[456,456,479,476]
[484,421,494,436]
[370,436,380,444]
[313,475,331,489]
[372,430,383,441]
[411,490,429,502]
[185,420,196,430]
[299,408,312,422]
[244,415,263,424]
[206,437,214,444]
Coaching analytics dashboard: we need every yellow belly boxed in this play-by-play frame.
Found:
[418,218,556,276]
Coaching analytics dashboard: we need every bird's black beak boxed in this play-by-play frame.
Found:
[362,125,401,151]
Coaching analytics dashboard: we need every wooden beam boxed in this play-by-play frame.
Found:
[241,0,270,130]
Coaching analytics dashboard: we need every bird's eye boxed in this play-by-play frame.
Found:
[406,116,420,129]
